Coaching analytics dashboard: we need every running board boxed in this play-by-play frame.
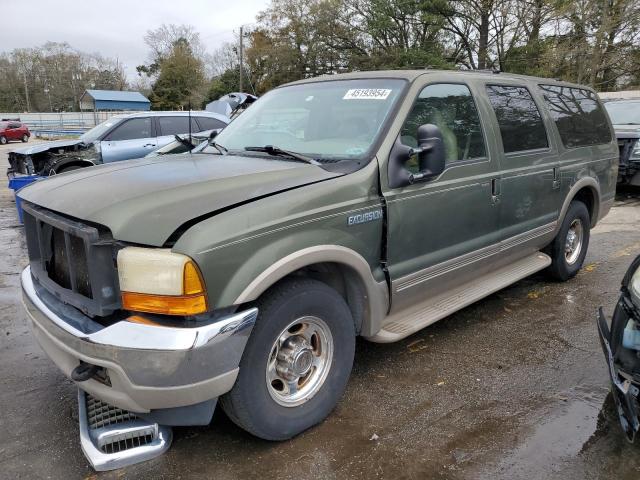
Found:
[368,252,551,343]
[78,390,172,471]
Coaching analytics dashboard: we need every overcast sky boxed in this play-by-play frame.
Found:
[0,0,270,80]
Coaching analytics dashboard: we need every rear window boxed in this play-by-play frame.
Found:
[486,85,548,153]
[539,85,611,148]
[196,116,227,131]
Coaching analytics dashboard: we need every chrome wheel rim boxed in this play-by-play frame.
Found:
[266,316,333,407]
[565,219,584,265]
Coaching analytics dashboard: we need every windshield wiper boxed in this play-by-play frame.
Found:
[244,145,320,165]
[210,141,227,154]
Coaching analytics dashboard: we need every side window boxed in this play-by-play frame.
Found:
[539,85,611,148]
[158,116,192,136]
[486,85,548,153]
[196,117,227,131]
[107,118,152,141]
[400,83,486,167]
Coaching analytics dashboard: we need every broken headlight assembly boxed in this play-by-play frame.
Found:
[598,254,640,442]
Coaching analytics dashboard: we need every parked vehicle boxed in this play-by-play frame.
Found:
[7,111,229,176]
[604,100,640,185]
[0,121,30,145]
[144,129,219,157]
[598,254,640,442]
[18,70,617,470]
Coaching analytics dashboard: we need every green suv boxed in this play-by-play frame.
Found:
[19,70,617,460]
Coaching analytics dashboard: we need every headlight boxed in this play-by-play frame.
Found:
[631,267,640,307]
[117,247,208,315]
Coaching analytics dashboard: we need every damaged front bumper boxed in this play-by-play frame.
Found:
[597,306,640,441]
[21,266,257,420]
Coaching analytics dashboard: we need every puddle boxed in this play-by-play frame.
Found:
[489,385,607,478]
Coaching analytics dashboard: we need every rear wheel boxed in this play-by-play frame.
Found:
[0,136,6,145]
[546,200,590,281]
[21,134,28,142]
[220,278,355,440]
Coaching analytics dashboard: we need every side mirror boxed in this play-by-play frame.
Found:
[209,129,219,140]
[388,123,445,188]
[412,124,445,182]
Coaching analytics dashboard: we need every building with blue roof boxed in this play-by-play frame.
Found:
[79,90,151,112]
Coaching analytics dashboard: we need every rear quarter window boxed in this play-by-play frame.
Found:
[539,85,611,148]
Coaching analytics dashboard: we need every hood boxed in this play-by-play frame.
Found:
[10,138,85,156]
[18,153,342,246]
[614,125,640,139]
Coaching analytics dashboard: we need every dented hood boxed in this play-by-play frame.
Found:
[10,138,85,156]
[18,153,342,246]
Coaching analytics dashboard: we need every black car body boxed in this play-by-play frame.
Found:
[598,254,640,441]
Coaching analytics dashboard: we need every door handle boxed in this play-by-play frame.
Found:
[143,143,156,147]
[552,167,560,189]
[491,178,501,205]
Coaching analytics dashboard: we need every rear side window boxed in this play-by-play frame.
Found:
[539,85,611,147]
[107,118,152,141]
[196,117,227,131]
[486,85,548,153]
[158,116,199,135]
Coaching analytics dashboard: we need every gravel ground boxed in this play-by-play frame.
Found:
[1,140,640,479]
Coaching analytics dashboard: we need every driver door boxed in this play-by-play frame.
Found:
[100,117,156,163]
[383,81,502,313]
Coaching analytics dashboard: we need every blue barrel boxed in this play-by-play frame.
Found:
[8,175,44,223]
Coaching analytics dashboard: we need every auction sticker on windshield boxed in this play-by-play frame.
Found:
[343,89,392,100]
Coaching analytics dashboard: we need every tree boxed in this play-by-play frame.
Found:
[149,38,205,110]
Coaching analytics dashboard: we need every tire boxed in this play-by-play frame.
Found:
[220,278,355,440]
[0,136,6,145]
[56,164,84,174]
[546,200,590,281]
[21,134,28,142]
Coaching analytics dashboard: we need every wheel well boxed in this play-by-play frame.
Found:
[572,186,597,226]
[278,262,368,334]
[54,161,93,173]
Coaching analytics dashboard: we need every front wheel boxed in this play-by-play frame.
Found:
[21,134,28,142]
[546,200,590,281]
[220,278,355,440]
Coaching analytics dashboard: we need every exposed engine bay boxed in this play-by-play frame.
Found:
[8,141,100,176]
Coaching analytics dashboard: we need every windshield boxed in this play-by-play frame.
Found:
[604,101,640,125]
[208,79,406,162]
[79,117,120,143]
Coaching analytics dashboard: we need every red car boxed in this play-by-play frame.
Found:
[0,121,30,145]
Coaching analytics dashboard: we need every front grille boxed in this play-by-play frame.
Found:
[22,202,120,317]
[87,395,137,430]
[85,394,155,454]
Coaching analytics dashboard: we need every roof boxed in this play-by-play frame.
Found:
[108,110,229,122]
[82,89,150,103]
[283,69,593,91]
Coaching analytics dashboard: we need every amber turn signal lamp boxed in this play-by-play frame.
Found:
[122,291,208,316]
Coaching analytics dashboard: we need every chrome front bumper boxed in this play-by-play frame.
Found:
[21,266,258,413]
